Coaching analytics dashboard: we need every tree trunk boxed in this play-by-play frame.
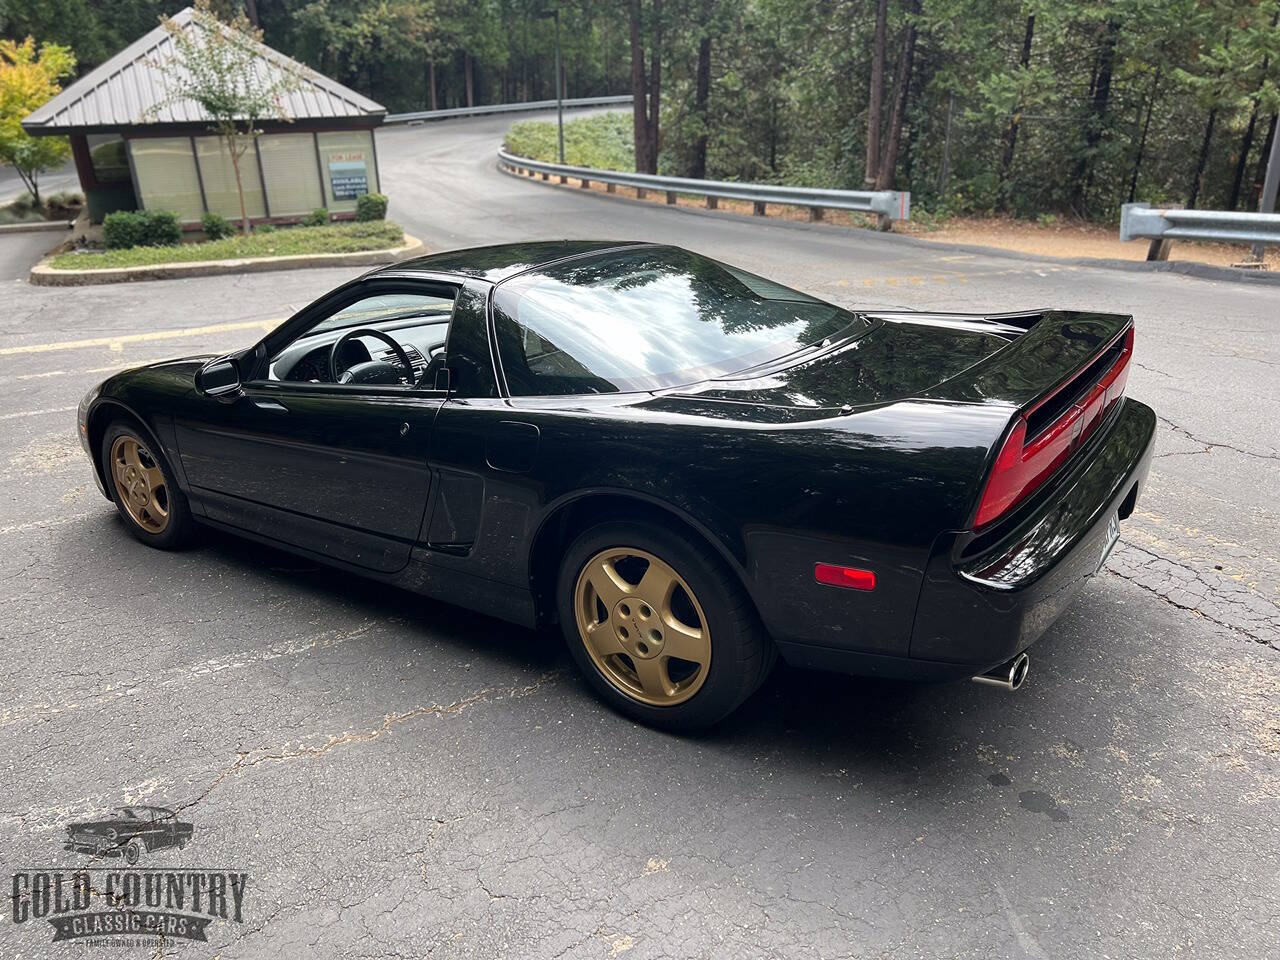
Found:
[1070,19,1118,212]
[864,0,888,188]
[1254,115,1278,210]
[1187,108,1217,209]
[1229,105,1260,211]
[691,27,711,180]
[1127,66,1160,203]
[876,5,917,191]
[228,137,251,235]
[426,59,437,111]
[646,0,662,174]
[998,15,1035,209]
[1228,14,1275,210]
[629,0,650,174]
[464,53,474,108]
[244,0,259,27]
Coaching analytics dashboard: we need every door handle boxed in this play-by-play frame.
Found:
[252,399,289,413]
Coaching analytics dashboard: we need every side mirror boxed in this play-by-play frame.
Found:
[196,358,242,401]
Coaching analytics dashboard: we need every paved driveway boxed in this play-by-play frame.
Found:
[0,115,1275,959]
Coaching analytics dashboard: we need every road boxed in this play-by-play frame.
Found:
[0,111,1276,959]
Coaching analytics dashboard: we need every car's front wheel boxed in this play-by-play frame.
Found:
[557,520,775,730]
[101,420,196,549]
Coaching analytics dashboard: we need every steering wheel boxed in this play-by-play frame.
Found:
[328,328,416,384]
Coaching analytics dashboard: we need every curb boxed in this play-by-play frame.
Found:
[29,234,426,286]
[0,220,73,235]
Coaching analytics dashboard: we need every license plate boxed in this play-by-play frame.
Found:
[1098,512,1120,571]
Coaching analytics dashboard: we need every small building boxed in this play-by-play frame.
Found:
[21,6,386,227]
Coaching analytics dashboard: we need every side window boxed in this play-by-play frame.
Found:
[268,289,456,386]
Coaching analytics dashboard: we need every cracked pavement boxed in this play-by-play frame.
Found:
[0,113,1277,958]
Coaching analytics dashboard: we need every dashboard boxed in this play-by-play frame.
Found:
[269,315,450,384]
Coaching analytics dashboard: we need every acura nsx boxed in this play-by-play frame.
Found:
[78,241,1155,728]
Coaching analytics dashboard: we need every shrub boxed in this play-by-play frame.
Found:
[301,208,329,227]
[103,210,182,249]
[44,191,83,220]
[201,211,235,240]
[255,223,276,234]
[103,211,146,249]
[355,192,388,221]
[10,192,37,215]
[140,210,181,247]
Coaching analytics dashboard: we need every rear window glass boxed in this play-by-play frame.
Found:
[491,247,862,395]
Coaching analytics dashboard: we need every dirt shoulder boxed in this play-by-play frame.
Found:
[901,215,1280,270]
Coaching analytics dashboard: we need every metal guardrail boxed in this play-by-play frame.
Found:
[497,150,911,228]
[1120,202,1280,261]
[386,95,630,125]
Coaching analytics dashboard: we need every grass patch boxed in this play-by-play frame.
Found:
[504,112,634,171]
[49,220,405,270]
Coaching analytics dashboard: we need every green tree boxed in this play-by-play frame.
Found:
[151,0,301,235]
[0,36,75,207]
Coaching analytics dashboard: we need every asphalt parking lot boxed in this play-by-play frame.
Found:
[1,113,1277,958]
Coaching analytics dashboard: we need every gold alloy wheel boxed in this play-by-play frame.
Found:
[109,435,170,534]
[574,547,712,706]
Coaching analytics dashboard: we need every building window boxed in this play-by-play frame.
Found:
[258,133,324,216]
[128,138,204,222]
[86,134,131,184]
[317,130,378,212]
[194,136,267,220]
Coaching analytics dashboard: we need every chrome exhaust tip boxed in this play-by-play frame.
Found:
[971,652,1030,691]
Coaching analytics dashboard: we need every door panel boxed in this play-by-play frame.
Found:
[176,384,443,572]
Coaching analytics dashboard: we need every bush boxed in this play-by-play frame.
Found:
[201,211,235,240]
[301,208,329,227]
[45,191,84,220]
[355,192,388,221]
[103,210,182,249]
[255,223,277,234]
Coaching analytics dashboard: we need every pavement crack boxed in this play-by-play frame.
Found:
[1157,415,1280,462]
[176,670,567,814]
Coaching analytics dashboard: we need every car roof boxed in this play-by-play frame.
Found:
[372,240,648,283]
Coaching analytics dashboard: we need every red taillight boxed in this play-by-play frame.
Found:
[974,326,1133,529]
[814,563,876,591]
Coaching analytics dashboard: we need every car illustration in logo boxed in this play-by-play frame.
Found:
[63,805,194,865]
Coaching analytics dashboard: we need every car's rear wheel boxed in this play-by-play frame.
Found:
[101,420,196,549]
[557,520,775,730]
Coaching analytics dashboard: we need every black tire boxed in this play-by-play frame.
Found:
[101,419,197,549]
[123,838,142,865]
[557,519,775,730]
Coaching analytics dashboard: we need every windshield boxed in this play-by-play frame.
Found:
[491,247,865,395]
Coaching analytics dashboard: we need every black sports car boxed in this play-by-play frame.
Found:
[64,805,194,864]
[78,241,1155,728]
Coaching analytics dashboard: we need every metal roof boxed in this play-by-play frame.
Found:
[23,6,384,135]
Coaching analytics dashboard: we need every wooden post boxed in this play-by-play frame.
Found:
[606,183,616,193]
[706,196,718,210]
[666,191,677,205]
[1146,238,1172,261]
[580,178,590,189]
[558,175,568,184]
[809,206,824,222]
[541,172,549,181]
[753,201,767,216]
[636,188,648,199]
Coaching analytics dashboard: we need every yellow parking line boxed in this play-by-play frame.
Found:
[0,404,76,421]
[0,318,280,358]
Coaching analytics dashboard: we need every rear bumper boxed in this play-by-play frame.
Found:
[907,397,1156,672]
